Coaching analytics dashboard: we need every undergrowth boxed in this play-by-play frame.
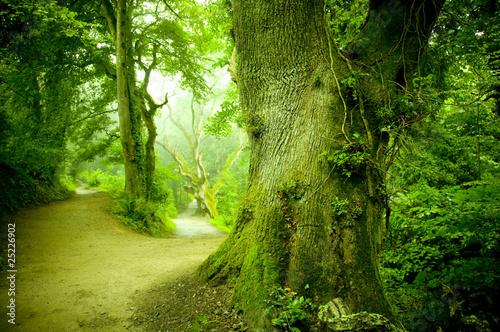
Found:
[382,183,500,331]
[208,215,233,233]
[78,168,177,238]
[0,161,73,220]
[112,195,176,238]
[265,285,317,332]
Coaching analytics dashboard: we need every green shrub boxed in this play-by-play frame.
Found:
[0,162,72,219]
[0,162,37,217]
[77,167,178,237]
[87,168,103,187]
[59,174,78,192]
[77,168,125,196]
[265,285,316,332]
[211,169,246,230]
[97,171,125,196]
[208,215,233,232]
[112,195,176,238]
[382,183,500,331]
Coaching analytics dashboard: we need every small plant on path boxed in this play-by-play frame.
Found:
[188,315,211,332]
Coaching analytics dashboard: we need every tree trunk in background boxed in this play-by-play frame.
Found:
[198,0,444,329]
[157,140,219,219]
[116,0,143,198]
[158,93,246,218]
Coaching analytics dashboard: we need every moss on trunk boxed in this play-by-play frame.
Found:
[198,0,444,330]
[115,0,143,199]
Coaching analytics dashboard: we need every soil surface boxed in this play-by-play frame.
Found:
[0,186,246,331]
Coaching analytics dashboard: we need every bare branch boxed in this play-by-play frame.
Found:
[196,152,207,185]
[166,103,192,144]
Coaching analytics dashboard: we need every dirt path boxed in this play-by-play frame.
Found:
[0,187,227,331]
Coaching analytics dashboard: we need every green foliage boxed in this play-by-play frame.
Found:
[381,183,500,331]
[148,164,179,213]
[112,195,176,238]
[0,162,37,218]
[266,285,316,332]
[206,149,248,230]
[278,179,298,199]
[59,174,79,192]
[389,103,500,190]
[0,0,120,212]
[0,161,72,219]
[78,167,178,238]
[326,0,369,50]
[208,169,246,231]
[188,315,211,332]
[204,83,244,138]
[87,169,104,187]
[376,93,427,133]
[208,215,233,233]
[320,133,370,178]
[77,168,124,196]
[331,197,349,216]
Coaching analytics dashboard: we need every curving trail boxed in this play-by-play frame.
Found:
[0,187,226,331]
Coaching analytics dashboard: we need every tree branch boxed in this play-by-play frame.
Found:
[351,0,446,66]
[101,0,117,43]
[161,0,182,20]
[166,103,193,145]
[70,109,116,126]
[156,136,196,182]
[144,91,168,116]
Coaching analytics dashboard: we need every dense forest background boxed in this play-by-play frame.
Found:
[1,0,499,331]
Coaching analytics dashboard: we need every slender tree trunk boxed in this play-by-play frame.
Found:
[136,43,168,200]
[140,90,166,200]
[116,0,143,198]
[198,0,444,329]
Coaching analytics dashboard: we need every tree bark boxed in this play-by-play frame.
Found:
[198,0,444,330]
[115,0,143,198]
[137,43,168,200]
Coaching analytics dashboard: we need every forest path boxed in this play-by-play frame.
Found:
[0,187,226,331]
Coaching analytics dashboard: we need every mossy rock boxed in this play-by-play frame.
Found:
[318,310,402,332]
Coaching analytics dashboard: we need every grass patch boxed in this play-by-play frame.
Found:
[77,168,178,238]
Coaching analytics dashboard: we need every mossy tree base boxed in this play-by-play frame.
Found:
[198,0,444,330]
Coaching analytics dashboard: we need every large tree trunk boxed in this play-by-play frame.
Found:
[116,0,143,198]
[198,0,444,329]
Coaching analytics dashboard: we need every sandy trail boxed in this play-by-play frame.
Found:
[0,187,226,331]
